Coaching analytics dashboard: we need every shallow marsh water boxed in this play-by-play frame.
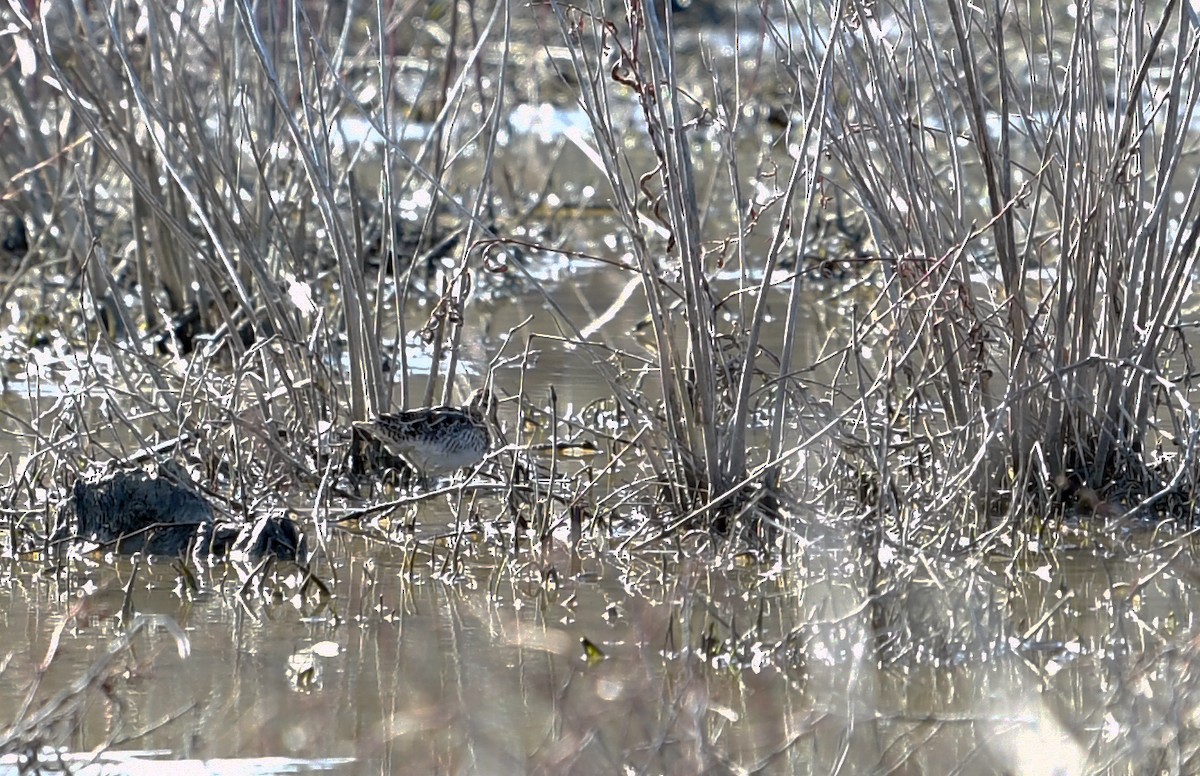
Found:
[4,514,1200,774]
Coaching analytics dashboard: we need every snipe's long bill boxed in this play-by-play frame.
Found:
[354,388,493,482]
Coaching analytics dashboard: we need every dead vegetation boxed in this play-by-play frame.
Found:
[3,0,1200,767]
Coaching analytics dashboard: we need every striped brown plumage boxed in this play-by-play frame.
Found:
[355,388,493,479]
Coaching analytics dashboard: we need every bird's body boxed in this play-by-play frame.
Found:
[355,388,493,480]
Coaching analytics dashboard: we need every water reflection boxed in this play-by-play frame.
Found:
[3,527,1199,773]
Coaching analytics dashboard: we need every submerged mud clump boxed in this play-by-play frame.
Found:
[55,466,306,561]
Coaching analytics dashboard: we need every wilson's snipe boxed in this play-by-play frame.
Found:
[354,388,494,483]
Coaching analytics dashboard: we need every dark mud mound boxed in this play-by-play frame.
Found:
[55,467,306,561]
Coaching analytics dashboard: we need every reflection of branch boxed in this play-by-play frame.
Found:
[3,614,191,758]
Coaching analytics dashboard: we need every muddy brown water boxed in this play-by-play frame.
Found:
[2,522,1198,774]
